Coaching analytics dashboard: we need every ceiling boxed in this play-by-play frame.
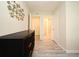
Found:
[25,1,63,15]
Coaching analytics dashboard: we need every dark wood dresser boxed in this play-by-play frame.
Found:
[0,30,35,57]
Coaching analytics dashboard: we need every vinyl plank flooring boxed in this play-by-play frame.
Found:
[32,36,65,57]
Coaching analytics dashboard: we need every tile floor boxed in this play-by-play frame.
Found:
[32,36,79,57]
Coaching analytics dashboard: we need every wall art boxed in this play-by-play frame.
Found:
[7,1,25,21]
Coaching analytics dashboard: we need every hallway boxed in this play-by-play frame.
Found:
[0,1,79,57]
[32,36,65,57]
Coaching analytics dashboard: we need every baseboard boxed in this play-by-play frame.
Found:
[66,50,79,53]
[54,39,66,52]
[53,39,79,53]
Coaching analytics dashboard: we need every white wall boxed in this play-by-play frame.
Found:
[66,2,79,53]
[0,1,30,36]
[53,2,66,50]
[40,16,44,40]
[53,2,79,53]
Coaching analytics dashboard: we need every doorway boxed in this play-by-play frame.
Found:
[43,16,52,40]
[31,16,40,36]
[31,16,53,41]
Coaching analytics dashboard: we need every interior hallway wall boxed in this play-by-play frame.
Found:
[53,2,66,50]
[0,1,30,36]
[66,2,79,53]
[53,2,79,53]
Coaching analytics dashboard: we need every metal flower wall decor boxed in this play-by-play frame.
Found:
[7,1,25,21]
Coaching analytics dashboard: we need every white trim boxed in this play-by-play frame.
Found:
[54,39,66,52]
[54,39,79,53]
[66,50,79,53]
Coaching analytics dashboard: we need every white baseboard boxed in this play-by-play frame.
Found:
[54,39,66,52]
[66,50,79,53]
[54,39,79,53]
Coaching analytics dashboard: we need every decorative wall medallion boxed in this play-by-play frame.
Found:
[7,1,25,21]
